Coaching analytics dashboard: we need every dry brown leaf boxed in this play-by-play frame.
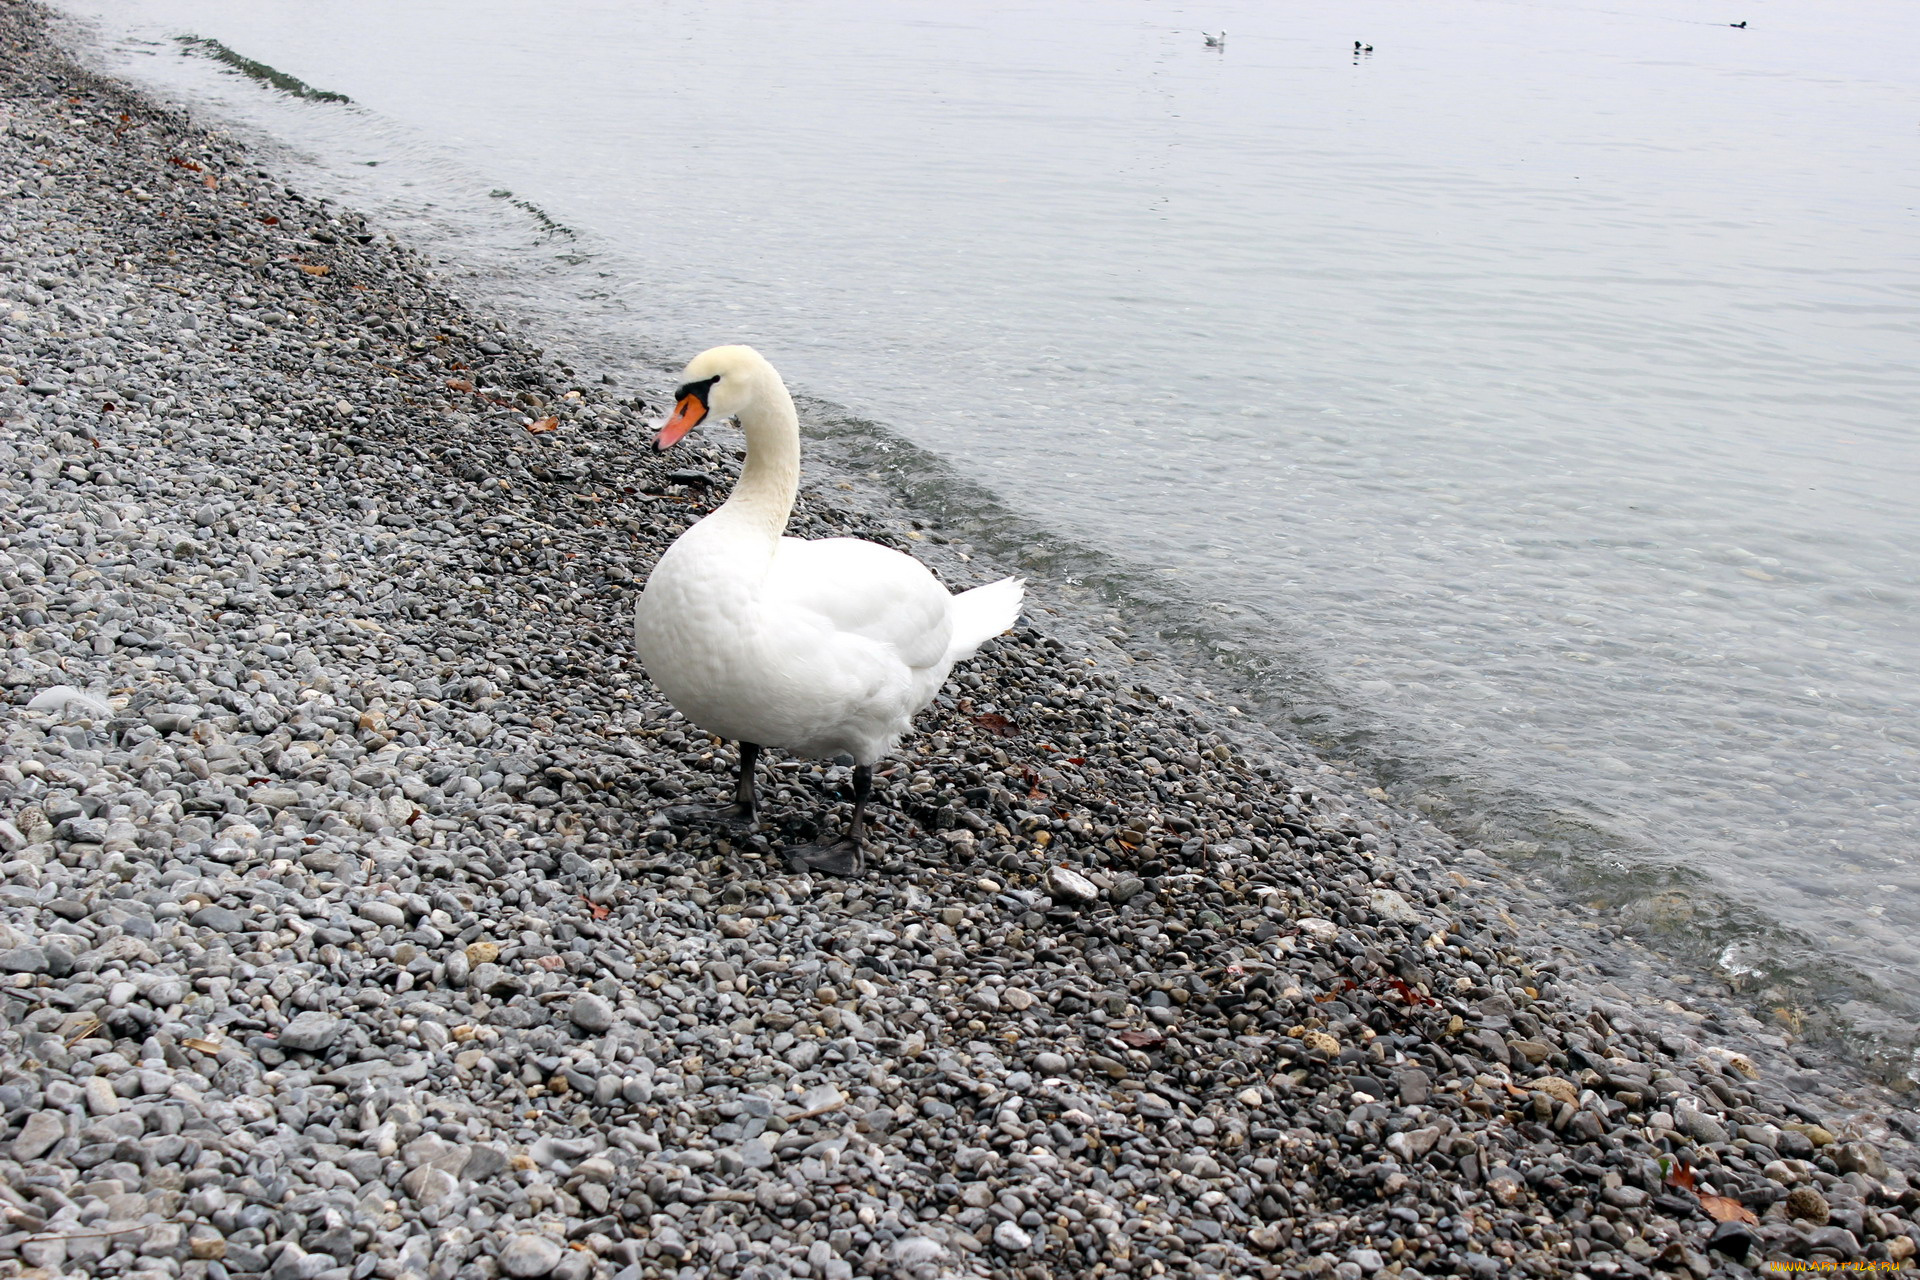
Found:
[182,1037,224,1055]
[445,378,474,392]
[296,264,330,277]
[527,416,559,434]
[1699,1195,1758,1226]
[972,711,1016,738]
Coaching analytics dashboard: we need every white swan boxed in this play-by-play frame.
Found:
[633,345,1024,876]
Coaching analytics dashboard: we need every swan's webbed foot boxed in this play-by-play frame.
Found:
[784,763,874,878]
[661,799,757,828]
[661,742,761,830]
[785,837,865,879]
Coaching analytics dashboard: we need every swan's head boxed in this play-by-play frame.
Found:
[652,344,777,452]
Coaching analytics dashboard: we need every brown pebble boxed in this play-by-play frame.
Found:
[1784,1186,1829,1225]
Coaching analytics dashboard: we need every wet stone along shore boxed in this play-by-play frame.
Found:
[2,4,1918,1280]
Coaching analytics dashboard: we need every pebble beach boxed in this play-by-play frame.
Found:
[2,4,1918,1280]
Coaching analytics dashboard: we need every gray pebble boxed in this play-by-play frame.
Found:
[568,992,613,1034]
[1676,1104,1729,1146]
[12,1110,64,1161]
[497,1233,564,1277]
[0,945,49,974]
[399,1164,459,1206]
[1044,864,1098,905]
[189,905,246,933]
[278,1011,342,1052]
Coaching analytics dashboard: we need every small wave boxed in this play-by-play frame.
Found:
[175,35,350,104]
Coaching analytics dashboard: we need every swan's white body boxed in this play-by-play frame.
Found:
[634,347,1022,765]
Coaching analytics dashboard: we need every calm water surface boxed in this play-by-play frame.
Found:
[59,0,1920,1051]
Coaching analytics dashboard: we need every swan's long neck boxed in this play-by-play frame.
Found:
[711,376,800,545]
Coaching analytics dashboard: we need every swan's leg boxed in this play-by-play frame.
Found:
[728,741,761,821]
[786,764,871,878]
[663,741,759,827]
[843,763,872,845]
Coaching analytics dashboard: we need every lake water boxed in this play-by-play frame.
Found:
[56,0,1920,1062]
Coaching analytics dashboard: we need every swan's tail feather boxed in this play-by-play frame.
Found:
[946,576,1025,664]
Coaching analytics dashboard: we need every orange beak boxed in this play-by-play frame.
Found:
[653,392,708,452]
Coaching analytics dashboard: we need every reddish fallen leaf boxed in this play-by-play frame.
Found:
[445,378,474,392]
[1118,1029,1163,1049]
[259,215,279,225]
[527,416,559,434]
[203,174,218,190]
[972,712,1017,738]
[296,263,330,277]
[1017,764,1045,800]
[580,895,610,921]
[1663,1157,1697,1193]
[1065,757,1086,765]
[535,955,566,971]
[1699,1195,1757,1225]
[1385,976,1437,1007]
[168,154,203,172]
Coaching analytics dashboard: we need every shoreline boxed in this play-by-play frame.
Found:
[68,0,1916,1069]
[2,4,1918,1279]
